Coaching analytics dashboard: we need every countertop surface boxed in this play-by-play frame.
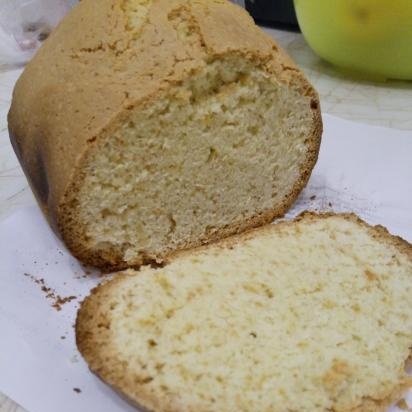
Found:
[1,28,411,412]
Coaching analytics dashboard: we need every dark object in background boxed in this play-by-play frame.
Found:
[245,0,299,31]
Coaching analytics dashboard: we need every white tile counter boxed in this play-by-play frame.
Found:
[1,29,411,412]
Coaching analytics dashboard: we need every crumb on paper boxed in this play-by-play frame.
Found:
[396,399,409,410]
[23,273,77,311]
[60,336,66,340]
[73,388,82,394]
[52,295,77,311]
[74,274,89,280]
[70,354,79,363]
[310,195,316,200]
[328,202,333,207]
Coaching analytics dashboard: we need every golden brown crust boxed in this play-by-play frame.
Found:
[76,212,412,412]
[9,0,322,270]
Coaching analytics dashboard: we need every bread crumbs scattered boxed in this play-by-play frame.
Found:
[53,295,77,311]
[61,336,66,340]
[23,273,77,311]
[73,388,82,394]
[310,195,316,200]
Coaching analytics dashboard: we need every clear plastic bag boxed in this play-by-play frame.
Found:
[0,0,75,67]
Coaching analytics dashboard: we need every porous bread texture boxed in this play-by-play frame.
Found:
[76,213,412,412]
[74,58,318,270]
[8,0,321,270]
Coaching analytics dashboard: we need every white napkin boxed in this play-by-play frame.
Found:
[0,115,411,412]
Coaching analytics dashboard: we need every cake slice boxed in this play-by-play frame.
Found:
[8,0,321,271]
[76,213,412,412]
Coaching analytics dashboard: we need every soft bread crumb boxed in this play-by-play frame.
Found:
[76,213,412,412]
[76,57,316,268]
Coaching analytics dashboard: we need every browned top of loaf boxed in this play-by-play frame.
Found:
[8,0,317,224]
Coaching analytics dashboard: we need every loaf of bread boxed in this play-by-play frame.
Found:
[76,213,412,412]
[8,0,321,271]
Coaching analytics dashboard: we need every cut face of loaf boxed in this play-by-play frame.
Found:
[8,0,321,270]
[76,213,412,412]
[73,58,320,269]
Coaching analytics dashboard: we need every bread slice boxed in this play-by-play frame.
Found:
[76,213,412,412]
[8,0,321,271]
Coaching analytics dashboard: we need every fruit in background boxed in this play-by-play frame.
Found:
[294,0,412,80]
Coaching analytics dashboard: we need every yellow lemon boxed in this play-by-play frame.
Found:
[294,0,412,80]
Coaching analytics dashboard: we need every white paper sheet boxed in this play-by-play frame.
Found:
[0,114,411,412]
